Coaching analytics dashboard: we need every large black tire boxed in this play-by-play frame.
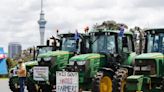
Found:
[41,84,51,92]
[9,77,19,92]
[161,79,164,92]
[26,78,37,92]
[112,68,128,92]
[50,74,56,92]
[92,70,114,92]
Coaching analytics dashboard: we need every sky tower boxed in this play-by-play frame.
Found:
[38,0,47,45]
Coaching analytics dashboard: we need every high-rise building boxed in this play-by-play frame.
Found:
[38,0,47,45]
[8,42,22,58]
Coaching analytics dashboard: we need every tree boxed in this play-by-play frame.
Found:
[94,20,128,30]
[6,58,18,70]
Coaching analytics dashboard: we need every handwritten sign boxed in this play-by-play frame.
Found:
[56,71,79,92]
[12,69,18,77]
[33,66,49,81]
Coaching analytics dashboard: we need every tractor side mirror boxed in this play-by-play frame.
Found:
[50,36,60,51]
[46,40,50,46]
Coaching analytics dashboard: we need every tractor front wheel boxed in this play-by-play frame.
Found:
[92,71,114,92]
[9,77,19,92]
[41,84,51,92]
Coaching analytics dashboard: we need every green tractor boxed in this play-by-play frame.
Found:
[126,28,164,92]
[9,44,56,92]
[66,23,137,92]
[27,32,89,92]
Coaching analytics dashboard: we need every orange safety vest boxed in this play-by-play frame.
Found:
[17,64,27,77]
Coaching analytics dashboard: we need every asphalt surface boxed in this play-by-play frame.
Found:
[0,78,27,92]
[0,78,91,92]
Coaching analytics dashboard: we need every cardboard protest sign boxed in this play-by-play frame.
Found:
[56,71,79,92]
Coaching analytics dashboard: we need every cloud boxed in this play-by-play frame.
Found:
[133,0,164,8]
[0,0,164,52]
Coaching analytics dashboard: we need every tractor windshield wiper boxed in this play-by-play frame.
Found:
[91,35,100,45]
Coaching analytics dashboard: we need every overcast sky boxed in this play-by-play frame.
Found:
[0,0,164,51]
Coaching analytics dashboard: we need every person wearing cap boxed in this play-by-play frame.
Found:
[17,59,26,92]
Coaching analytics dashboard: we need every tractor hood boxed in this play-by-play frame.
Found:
[37,51,74,71]
[126,75,144,91]
[38,51,73,58]
[135,53,163,59]
[9,60,38,71]
[25,60,38,66]
[69,53,105,61]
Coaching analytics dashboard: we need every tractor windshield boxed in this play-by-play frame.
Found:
[61,37,78,52]
[38,46,53,55]
[134,59,156,75]
[91,34,116,54]
[147,33,164,53]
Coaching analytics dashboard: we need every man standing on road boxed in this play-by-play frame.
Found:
[17,59,26,92]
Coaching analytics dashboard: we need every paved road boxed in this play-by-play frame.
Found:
[0,78,91,92]
[0,78,12,92]
[0,78,27,92]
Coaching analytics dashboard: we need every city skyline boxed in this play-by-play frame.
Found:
[8,42,22,58]
[0,0,164,51]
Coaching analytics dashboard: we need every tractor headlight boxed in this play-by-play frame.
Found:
[27,68,33,77]
[68,61,86,65]
[9,69,18,77]
[43,57,51,61]
[69,61,75,65]
[77,61,86,65]
[29,68,33,73]
[37,57,41,61]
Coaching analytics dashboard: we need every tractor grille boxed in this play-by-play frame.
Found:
[68,64,86,72]
[134,59,156,75]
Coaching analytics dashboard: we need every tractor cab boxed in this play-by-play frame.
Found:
[59,33,89,54]
[89,29,135,64]
[145,29,164,54]
[90,31,116,54]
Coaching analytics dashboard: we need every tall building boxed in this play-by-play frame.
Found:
[8,42,22,58]
[38,0,47,45]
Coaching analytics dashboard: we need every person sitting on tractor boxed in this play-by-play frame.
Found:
[17,59,27,92]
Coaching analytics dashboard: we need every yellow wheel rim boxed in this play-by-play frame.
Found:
[100,76,112,92]
[121,80,126,92]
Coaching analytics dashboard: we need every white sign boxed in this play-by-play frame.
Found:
[56,71,79,92]
[33,66,49,81]
[12,69,18,77]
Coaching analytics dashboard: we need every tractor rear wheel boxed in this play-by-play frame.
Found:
[112,68,128,92]
[41,84,51,92]
[9,77,19,92]
[161,79,164,92]
[92,71,114,92]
